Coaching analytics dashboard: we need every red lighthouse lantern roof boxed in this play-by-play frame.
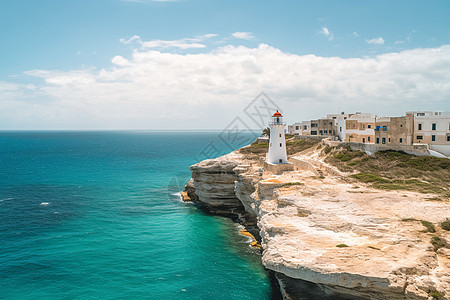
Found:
[272,111,282,117]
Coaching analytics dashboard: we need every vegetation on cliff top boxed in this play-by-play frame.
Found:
[239,138,319,159]
[325,147,450,197]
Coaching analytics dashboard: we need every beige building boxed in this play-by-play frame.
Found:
[344,113,375,143]
[317,118,337,137]
[374,116,414,145]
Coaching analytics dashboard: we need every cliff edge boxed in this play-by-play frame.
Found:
[186,140,450,300]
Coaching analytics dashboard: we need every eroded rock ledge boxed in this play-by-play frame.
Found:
[185,147,450,300]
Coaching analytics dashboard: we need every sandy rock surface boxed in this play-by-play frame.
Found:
[188,148,450,299]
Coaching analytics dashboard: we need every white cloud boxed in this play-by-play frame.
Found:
[2,43,450,129]
[120,34,217,49]
[352,32,359,37]
[232,32,255,40]
[320,27,334,41]
[366,37,385,45]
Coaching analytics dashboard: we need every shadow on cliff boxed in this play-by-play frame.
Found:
[276,273,359,300]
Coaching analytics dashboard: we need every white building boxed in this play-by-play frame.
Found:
[287,122,302,135]
[301,121,311,136]
[326,112,353,141]
[268,111,288,164]
[407,111,450,156]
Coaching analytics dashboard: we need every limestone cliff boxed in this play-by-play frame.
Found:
[186,145,450,300]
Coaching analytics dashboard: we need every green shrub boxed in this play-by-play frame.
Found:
[431,236,449,251]
[441,219,450,231]
[334,152,351,162]
[282,182,304,187]
[421,220,436,233]
[351,173,387,183]
[429,291,442,299]
[239,142,268,155]
[397,156,450,171]
[336,244,349,248]
[334,150,365,162]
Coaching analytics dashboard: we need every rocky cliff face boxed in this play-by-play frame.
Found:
[186,147,450,300]
[189,152,258,226]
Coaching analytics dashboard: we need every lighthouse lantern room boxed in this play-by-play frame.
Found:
[267,110,288,164]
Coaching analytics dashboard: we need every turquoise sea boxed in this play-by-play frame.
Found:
[0,131,273,299]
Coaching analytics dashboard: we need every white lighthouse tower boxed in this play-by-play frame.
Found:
[267,110,288,164]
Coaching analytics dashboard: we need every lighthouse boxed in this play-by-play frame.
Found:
[267,110,288,164]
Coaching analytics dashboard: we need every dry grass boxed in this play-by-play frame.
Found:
[325,147,450,197]
[286,139,320,155]
[239,138,320,160]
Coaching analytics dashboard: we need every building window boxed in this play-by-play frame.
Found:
[324,130,328,134]
[332,117,336,119]
[388,138,391,143]
[418,124,422,130]
[417,113,425,116]
[382,126,387,131]
[304,125,307,130]
[280,143,282,147]
[329,122,332,126]
[432,135,436,142]
[368,124,371,129]
[295,126,299,130]
[311,123,318,128]
[399,138,403,143]
[432,123,436,130]
[382,138,386,144]
[319,130,323,135]
[447,136,450,142]
[279,134,281,137]
[368,137,371,142]
[279,159,282,163]
[311,131,317,135]
[362,138,365,143]
[417,135,423,140]
[344,117,347,119]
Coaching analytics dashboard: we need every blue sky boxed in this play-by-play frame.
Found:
[1,0,450,129]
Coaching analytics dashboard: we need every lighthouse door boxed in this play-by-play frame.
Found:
[279,159,282,163]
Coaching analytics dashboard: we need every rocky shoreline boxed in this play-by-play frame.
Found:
[183,145,450,300]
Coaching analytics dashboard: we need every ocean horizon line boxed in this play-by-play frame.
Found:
[0,129,264,133]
